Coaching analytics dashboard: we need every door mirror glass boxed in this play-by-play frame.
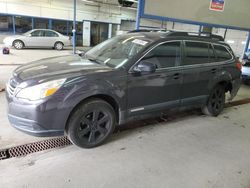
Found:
[76,50,86,57]
[135,61,156,73]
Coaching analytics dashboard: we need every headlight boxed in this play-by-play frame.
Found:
[16,79,66,100]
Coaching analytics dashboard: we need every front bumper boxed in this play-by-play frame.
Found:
[8,114,64,137]
[3,38,13,47]
[6,90,71,137]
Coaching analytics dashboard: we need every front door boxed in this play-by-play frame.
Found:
[127,41,182,116]
[25,30,46,47]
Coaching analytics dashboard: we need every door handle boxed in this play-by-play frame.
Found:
[211,68,217,73]
[173,73,180,79]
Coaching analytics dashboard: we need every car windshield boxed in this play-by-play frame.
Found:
[22,30,32,36]
[85,34,152,68]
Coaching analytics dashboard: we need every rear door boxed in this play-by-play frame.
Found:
[180,41,214,106]
[127,41,183,116]
[44,30,59,47]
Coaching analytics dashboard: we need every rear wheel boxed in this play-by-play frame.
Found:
[54,42,64,50]
[13,40,24,49]
[66,99,116,148]
[202,84,225,116]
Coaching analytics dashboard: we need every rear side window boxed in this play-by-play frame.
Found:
[214,45,232,61]
[143,41,181,69]
[45,31,59,37]
[184,41,209,65]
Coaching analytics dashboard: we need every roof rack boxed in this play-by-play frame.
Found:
[166,31,225,41]
[128,29,224,41]
[128,29,167,33]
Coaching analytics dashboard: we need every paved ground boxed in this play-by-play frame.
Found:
[0,103,250,188]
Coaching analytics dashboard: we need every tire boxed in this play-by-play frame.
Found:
[13,40,24,50]
[54,42,64,50]
[66,99,116,148]
[202,84,225,116]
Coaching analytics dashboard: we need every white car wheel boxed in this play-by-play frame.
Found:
[55,42,64,50]
[13,40,24,50]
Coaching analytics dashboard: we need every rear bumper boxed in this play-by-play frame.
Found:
[228,78,241,101]
[8,114,64,137]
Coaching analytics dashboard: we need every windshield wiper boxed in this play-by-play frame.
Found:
[87,58,101,64]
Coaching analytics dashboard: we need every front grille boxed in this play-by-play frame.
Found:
[7,78,17,97]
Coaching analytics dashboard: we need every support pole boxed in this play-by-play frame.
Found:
[73,0,77,54]
[244,31,250,53]
[12,16,15,35]
[198,25,202,35]
[48,19,52,29]
[31,18,34,29]
[224,28,227,40]
[135,0,142,30]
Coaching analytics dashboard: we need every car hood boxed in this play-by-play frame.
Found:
[4,35,23,40]
[13,55,112,81]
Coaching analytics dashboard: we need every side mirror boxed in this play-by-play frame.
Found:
[134,60,156,74]
[76,50,86,57]
[28,33,32,37]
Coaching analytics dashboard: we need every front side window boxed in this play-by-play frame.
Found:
[31,30,44,37]
[184,41,209,65]
[214,45,232,61]
[85,35,152,68]
[142,41,181,69]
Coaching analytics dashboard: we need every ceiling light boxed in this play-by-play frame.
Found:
[81,0,96,3]
[227,40,235,44]
[125,0,138,3]
[122,6,137,10]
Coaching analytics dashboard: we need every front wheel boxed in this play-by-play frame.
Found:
[202,85,225,116]
[13,40,24,49]
[66,99,116,148]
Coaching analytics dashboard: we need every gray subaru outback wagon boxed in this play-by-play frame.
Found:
[6,31,241,148]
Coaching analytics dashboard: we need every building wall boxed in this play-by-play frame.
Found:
[0,0,136,24]
[0,0,248,55]
[0,0,138,45]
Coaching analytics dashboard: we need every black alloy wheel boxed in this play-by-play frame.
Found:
[202,85,225,116]
[67,99,116,148]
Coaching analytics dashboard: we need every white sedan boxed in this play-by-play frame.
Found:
[3,29,71,50]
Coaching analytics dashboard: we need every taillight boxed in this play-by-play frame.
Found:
[236,59,242,71]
